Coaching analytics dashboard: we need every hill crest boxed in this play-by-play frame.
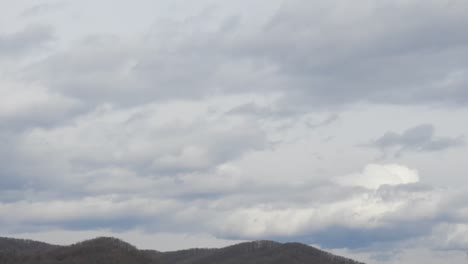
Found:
[0,236,365,264]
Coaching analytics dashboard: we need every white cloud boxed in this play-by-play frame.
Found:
[335,164,420,189]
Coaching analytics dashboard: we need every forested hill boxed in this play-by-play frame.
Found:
[0,236,365,264]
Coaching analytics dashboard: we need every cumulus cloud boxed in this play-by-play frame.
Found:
[212,164,434,244]
[0,161,451,251]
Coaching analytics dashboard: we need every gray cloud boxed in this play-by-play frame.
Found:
[226,102,310,120]
[0,25,54,57]
[20,3,65,17]
[0,164,462,255]
[0,98,270,200]
[306,114,339,129]
[20,0,468,114]
[1,1,468,263]
[369,124,464,156]
[247,0,468,107]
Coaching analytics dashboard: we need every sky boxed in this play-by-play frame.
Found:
[1,0,468,263]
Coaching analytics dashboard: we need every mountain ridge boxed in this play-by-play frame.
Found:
[0,236,365,264]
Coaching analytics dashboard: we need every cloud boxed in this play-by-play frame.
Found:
[0,150,466,262]
[249,0,468,107]
[19,0,468,111]
[369,124,464,156]
[306,114,340,130]
[1,1,468,263]
[431,223,468,251]
[20,2,65,18]
[0,81,82,130]
[0,160,451,252]
[0,97,270,197]
[0,25,54,57]
[214,169,432,245]
[334,164,419,189]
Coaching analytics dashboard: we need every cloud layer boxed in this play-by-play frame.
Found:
[1,1,468,263]
[369,124,464,156]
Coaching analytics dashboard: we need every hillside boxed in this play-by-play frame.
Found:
[0,237,57,253]
[0,236,364,264]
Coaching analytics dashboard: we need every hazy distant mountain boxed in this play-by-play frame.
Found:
[0,236,364,264]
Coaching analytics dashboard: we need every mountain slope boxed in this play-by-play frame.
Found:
[0,236,364,264]
[0,237,57,253]
[0,237,155,264]
[159,241,362,264]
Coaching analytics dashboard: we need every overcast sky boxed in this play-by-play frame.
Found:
[1,0,468,263]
